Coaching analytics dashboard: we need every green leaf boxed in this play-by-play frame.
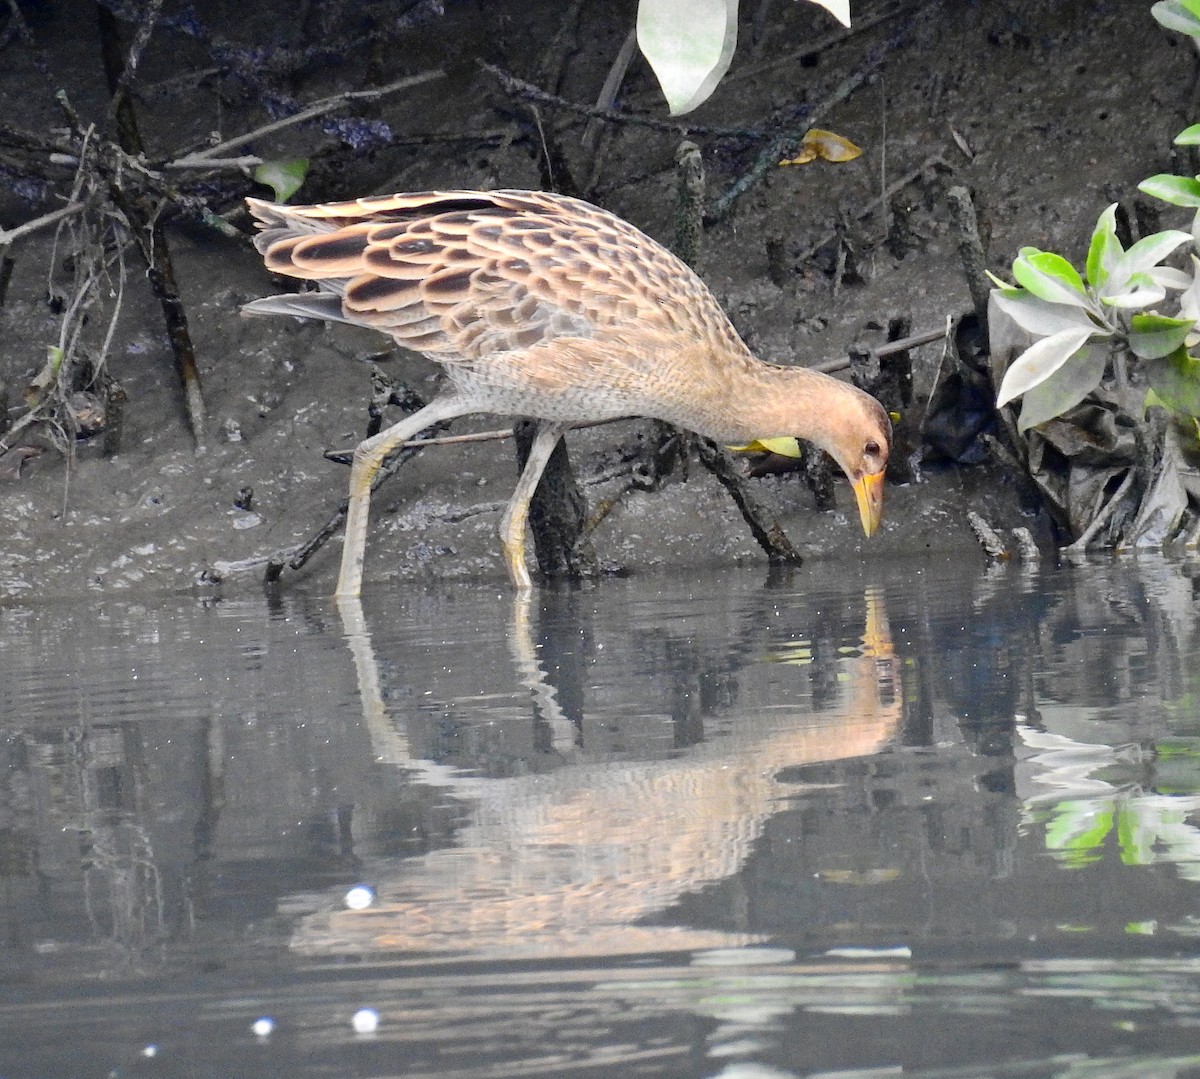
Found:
[1101,271,1166,310]
[1145,347,1200,417]
[1138,174,1200,208]
[1086,204,1123,290]
[253,158,310,202]
[1148,265,1193,291]
[1114,229,1193,278]
[1012,249,1090,309]
[1152,0,1200,36]
[1016,342,1108,431]
[996,325,1097,408]
[1129,313,1196,359]
[637,0,738,115]
[1176,123,1200,146]
[990,288,1100,338]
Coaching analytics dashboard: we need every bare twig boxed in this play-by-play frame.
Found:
[105,0,164,126]
[171,68,445,165]
[673,141,705,268]
[583,27,639,152]
[160,155,264,172]
[482,61,786,141]
[0,202,86,248]
[695,437,802,564]
[1063,469,1137,554]
[794,152,949,270]
[812,325,949,375]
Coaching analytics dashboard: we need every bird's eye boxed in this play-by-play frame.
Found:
[865,440,881,457]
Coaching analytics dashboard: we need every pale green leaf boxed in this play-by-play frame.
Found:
[990,288,1098,338]
[1152,0,1200,35]
[1177,255,1200,340]
[253,158,309,202]
[1138,174,1200,208]
[1016,343,1108,432]
[1129,313,1196,359]
[1176,123,1200,146]
[1145,348,1200,417]
[1147,266,1193,290]
[1086,204,1122,290]
[996,326,1097,408]
[1114,229,1192,278]
[806,0,851,27]
[1012,249,1090,308]
[1101,271,1166,310]
[637,0,737,115]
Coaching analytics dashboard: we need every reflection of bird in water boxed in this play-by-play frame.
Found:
[309,588,901,959]
[245,190,892,596]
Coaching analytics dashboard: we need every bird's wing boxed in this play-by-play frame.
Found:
[245,190,741,364]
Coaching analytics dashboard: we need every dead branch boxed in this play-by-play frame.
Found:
[170,68,445,166]
[0,202,86,248]
[481,61,793,141]
[813,324,949,375]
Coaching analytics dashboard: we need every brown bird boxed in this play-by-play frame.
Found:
[244,189,891,596]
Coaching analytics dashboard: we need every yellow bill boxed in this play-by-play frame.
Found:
[853,471,885,537]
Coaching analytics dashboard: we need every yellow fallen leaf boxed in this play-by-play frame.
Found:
[727,437,803,457]
[779,128,862,167]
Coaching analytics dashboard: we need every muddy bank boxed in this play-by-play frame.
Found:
[0,1,1174,598]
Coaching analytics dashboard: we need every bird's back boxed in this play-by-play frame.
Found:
[244,189,750,372]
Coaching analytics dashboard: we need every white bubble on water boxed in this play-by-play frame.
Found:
[352,1008,379,1034]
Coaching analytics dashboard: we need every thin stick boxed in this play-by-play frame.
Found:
[793,152,948,269]
[160,155,263,171]
[170,68,445,164]
[482,61,783,140]
[0,202,86,248]
[812,325,949,375]
[1063,469,1136,554]
[583,27,639,152]
[105,0,164,126]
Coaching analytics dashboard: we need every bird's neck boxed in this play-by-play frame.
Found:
[677,357,850,455]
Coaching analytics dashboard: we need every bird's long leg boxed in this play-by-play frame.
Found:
[337,394,472,598]
[498,421,572,592]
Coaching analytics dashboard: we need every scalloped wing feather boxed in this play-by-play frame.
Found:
[246,190,744,365]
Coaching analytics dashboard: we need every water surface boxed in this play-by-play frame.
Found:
[2,556,1199,1077]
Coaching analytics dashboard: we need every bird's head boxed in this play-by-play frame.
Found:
[823,391,891,537]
